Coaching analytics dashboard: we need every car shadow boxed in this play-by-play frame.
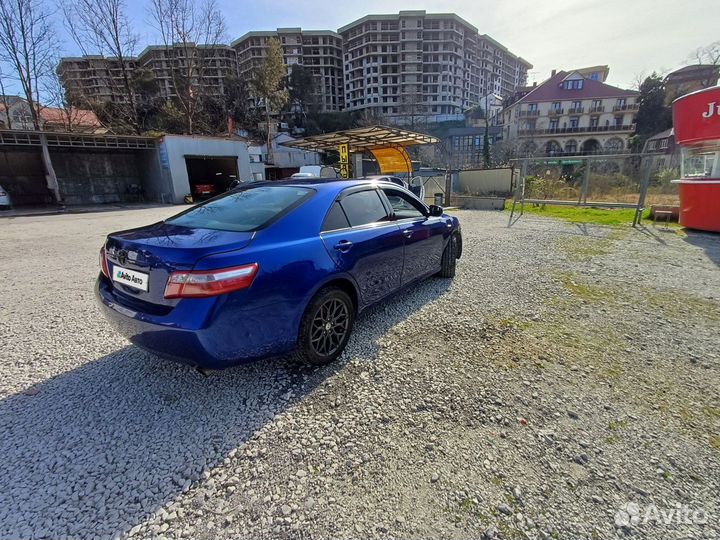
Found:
[683,229,720,268]
[0,277,452,539]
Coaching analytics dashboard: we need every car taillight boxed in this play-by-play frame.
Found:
[164,263,259,299]
[99,246,110,278]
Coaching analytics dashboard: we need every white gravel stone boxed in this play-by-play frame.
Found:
[0,208,718,540]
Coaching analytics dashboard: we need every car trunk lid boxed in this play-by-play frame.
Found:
[105,222,255,309]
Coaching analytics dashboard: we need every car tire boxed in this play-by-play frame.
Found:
[295,286,356,366]
[437,233,458,278]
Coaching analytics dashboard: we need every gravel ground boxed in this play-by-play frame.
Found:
[0,207,719,540]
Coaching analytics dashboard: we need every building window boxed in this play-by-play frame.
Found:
[659,139,669,149]
[551,101,561,111]
[562,79,583,90]
[570,117,579,128]
[549,118,559,130]
[528,103,537,111]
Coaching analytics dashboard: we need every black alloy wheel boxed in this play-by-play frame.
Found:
[296,287,355,365]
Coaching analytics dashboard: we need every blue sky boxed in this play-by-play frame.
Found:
[3,0,719,95]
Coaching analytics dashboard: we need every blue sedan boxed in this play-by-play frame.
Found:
[96,179,462,369]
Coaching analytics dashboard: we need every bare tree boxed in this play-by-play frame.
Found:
[42,60,102,133]
[250,37,287,163]
[0,0,54,129]
[149,0,226,134]
[687,41,720,66]
[0,64,13,129]
[398,93,427,130]
[61,0,140,132]
[0,0,61,202]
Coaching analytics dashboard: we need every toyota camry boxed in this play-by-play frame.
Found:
[95,179,462,369]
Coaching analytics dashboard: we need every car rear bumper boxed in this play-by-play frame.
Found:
[95,276,298,369]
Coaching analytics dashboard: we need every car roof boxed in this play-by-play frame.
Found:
[247,178,397,192]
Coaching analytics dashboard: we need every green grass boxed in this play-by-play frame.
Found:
[508,204,649,226]
[710,436,720,450]
[557,272,609,301]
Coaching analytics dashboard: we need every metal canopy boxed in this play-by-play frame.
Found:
[280,125,438,152]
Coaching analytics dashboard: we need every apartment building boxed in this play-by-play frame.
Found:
[338,11,530,122]
[498,68,639,156]
[135,44,238,99]
[58,56,137,104]
[232,28,344,112]
[477,34,532,97]
[59,45,237,103]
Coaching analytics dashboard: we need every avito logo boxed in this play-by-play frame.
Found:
[117,270,143,284]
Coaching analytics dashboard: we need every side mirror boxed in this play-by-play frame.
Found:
[428,204,444,217]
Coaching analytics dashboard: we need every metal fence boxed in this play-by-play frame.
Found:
[508,153,678,227]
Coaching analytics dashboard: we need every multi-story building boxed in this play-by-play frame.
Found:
[476,34,532,97]
[664,65,719,104]
[136,44,238,99]
[58,12,532,124]
[59,45,238,103]
[338,11,530,122]
[57,56,137,104]
[232,28,344,112]
[497,68,639,156]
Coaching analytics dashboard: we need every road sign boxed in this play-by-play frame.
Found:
[339,143,349,178]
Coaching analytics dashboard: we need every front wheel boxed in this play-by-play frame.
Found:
[437,233,459,278]
[295,286,356,365]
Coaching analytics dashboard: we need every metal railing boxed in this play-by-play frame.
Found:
[568,107,584,114]
[589,106,605,113]
[613,103,639,111]
[548,108,564,115]
[518,123,636,136]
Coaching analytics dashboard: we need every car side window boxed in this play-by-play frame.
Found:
[381,188,425,220]
[340,190,389,227]
[321,202,350,232]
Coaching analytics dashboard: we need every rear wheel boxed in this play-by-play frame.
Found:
[437,233,458,278]
[295,286,355,365]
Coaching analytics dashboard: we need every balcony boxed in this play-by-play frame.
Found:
[589,106,605,114]
[613,103,639,112]
[517,124,636,136]
[568,107,584,114]
[548,108,564,116]
[519,110,539,117]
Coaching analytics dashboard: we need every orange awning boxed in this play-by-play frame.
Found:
[370,146,413,174]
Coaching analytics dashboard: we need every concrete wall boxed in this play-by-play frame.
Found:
[159,135,252,203]
[50,149,153,205]
[450,195,506,210]
[458,167,514,196]
[136,148,169,203]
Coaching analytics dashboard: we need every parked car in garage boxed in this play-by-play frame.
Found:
[191,183,217,200]
[0,185,12,209]
[96,179,461,369]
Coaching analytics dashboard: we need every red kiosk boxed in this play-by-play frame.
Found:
[672,86,720,233]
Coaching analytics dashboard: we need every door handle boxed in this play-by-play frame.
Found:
[334,240,353,252]
[402,229,413,237]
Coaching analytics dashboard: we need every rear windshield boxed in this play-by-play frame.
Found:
[166,186,314,232]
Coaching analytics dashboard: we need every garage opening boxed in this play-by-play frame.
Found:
[184,155,239,200]
[0,148,53,206]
